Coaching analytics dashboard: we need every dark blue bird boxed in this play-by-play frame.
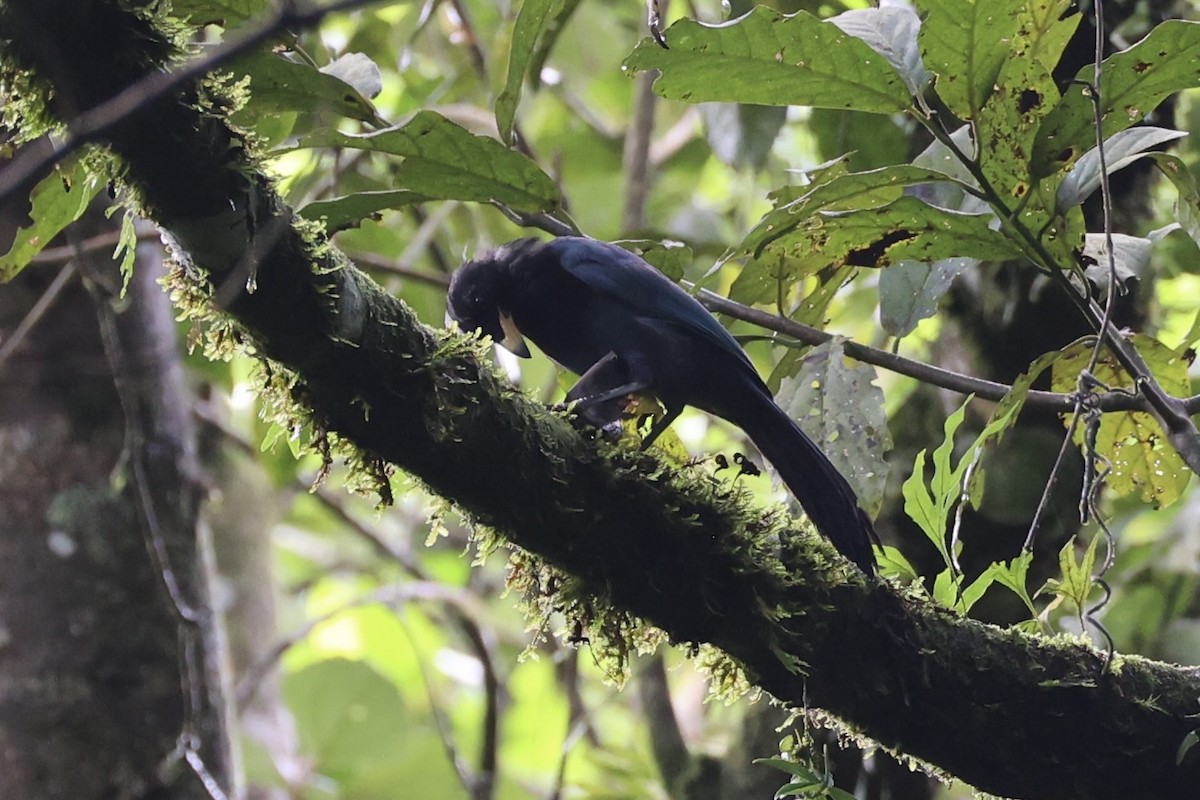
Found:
[447,236,879,574]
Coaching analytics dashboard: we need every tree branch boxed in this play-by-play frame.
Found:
[694,287,1200,413]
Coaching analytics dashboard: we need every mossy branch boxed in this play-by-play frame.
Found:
[4,3,1200,798]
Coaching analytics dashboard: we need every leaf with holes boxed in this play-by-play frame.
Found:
[975,48,1060,202]
[738,164,965,258]
[623,6,913,113]
[1014,0,1082,73]
[757,195,1020,267]
[1033,20,1200,179]
[1151,153,1200,250]
[1050,335,1191,507]
[915,0,1025,119]
[774,339,890,513]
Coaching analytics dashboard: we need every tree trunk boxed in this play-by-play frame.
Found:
[0,205,235,798]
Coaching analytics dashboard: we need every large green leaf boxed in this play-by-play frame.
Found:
[623,6,912,113]
[230,49,381,124]
[1033,20,1200,179]
[975,49,1060,202]
[916,0,1025,120]
[731,195,1017,304]
[298,111,561,212]
[1014,0,1082,73]
[738,164,966,257]
[299,190,431,233]
[0,155,101,281]
[757,195,1020,268]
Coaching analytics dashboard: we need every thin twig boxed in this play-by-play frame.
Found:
[29,228,153,264]
[345,250,452,287]
[692,285,1179,413]
[0,263,75,369]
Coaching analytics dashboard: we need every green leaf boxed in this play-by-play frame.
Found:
[1056,127,1188,211]
[115,210,138,295]
[1014,0,1082,74]
[903,388,1029,582]
[810,109,912,170]
[496,0,560,144]
[993,550,1040,618]
[1177,730,1200,766]
[775,339,891,514]
[1050,334,1192,507]
[739,164,965,257]
[297,111,561,212]
[1033,20,1200,179]
[828,5,930,95]
[753,195,1021,270]
[879,257,975,337]
[526,0,582,90]
[1151,153,1200,250]
[753,757,820,779]
[932,568,960,608]
[623,6,913,113]
[169,0,267,25]
[975,48,1060,201]
[611,239,692,281]
[915,0,1025,120]
[960,564,998,612]
[231,48,380,123]
[299,190,431,233]
[1042,535,1102,617]
[0,155,101,281]
[902,398,970,566]
[875,545,920,581]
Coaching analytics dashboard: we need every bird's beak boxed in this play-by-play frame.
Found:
[498,312,531,358]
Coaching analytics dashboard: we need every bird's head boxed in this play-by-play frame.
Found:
[447,239,540,357]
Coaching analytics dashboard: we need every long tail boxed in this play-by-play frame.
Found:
[736,395,879,574]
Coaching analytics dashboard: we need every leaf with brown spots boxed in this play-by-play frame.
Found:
[1051,335,1192,507]
[1032,19,1200,180]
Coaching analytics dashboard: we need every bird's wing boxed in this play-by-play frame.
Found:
[549,238,755,371]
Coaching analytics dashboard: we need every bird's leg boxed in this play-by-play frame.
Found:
[639,406,681,450]
[562,352,647,429]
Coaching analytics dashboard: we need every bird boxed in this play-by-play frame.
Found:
[447,236,880,574]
